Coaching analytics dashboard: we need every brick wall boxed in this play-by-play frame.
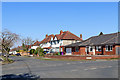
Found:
[45,55,120,60]
[103,46,116,55]
[80,47,86,55]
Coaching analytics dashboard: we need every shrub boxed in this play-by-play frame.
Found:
[30,49,35,55]
[36,47,44,56]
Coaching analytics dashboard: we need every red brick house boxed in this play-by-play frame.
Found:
[65,32,120,55]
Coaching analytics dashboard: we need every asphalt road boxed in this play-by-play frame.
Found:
[2,56,119,78]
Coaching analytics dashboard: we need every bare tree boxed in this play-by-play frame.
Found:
[22,37,35,52]
[2,29,19,61]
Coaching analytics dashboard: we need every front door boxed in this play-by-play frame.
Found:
[66,48,72,55]
[101,46,104,55]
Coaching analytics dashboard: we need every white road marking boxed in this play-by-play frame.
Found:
[90,68,97,70]
[84,69,88,70]
[100,66,112,69]
[67,63,70,64]
[101,67,106,68]
[71,70,77,71]
[108,66,112,68]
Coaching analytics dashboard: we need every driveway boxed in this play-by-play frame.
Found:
[2,56,119,78]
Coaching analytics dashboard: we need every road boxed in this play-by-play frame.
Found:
[2,56,119,78]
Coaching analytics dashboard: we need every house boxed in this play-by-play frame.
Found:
[33,30,82,54]
[31,41,40,50]
[65,32,120,55]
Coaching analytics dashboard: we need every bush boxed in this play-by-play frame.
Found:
[53,52,60,56]
[36,47,44,56]
[16,50,20,52]
[34,50,38,55]
[30,49,35,55]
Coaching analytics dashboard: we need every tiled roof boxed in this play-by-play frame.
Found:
[55,31,82,40]
[33,41,41,46]
[66,32,120,47]
[39,31,82,44]
[40,34,54,43]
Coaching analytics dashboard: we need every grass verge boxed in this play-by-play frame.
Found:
[35,57,97,61]
[1,57,14,65]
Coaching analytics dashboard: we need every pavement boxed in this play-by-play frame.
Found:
[1,56,119,78]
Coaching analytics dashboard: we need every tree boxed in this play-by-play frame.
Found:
[36,47,44,56]
[2,29,19,61]
[99,32,103,36]
[22,43,27,51]
[22,37,35,52]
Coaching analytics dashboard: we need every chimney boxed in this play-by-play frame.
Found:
[46,34,48,38]
[80,34,82,40]
[60,30,63,35]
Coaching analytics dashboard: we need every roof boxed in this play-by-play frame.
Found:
[40,34,54,43]
[55,31,82,40]
[33,41,41,46]
[65,32,120,47]
[39,31,82,44]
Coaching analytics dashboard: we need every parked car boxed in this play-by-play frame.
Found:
[15,53,21,56]
[43,51,49,54]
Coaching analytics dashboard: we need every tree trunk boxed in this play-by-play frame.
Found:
[3,47,9,61]
[6,51,8,61]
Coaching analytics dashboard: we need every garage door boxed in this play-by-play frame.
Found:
[66,48,72,55]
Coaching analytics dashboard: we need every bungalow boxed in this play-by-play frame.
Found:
[32,30,83,54]
[65,32,120,55]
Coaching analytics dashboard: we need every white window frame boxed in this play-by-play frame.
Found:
[85,46,89,52]
[89,46,93,52]
[85,47,87,52]
[106,45,108,51]
[96,46,101,51]
[51,37,53,41]
[52,41,54,45]
[106,45,113,51]
[110,45,113,51]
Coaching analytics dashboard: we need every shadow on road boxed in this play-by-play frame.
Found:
[1,73,40,80]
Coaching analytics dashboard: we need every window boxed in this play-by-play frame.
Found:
[110,46,113,51]
[52,42,54,45]
[57,40,59,44]
[54,41,56,45]
[75,47,79,52]
[106,45,113,51]
[96,46,101,51]
[85,46,89,52]
[51,37,53,41]
[89,46,93,52]
[61,48,62,52]
[60,43,62,46]
[50,42,52,45]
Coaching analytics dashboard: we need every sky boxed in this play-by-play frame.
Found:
[2,2,118,44]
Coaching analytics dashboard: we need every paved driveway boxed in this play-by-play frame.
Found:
[2,56,119,78]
